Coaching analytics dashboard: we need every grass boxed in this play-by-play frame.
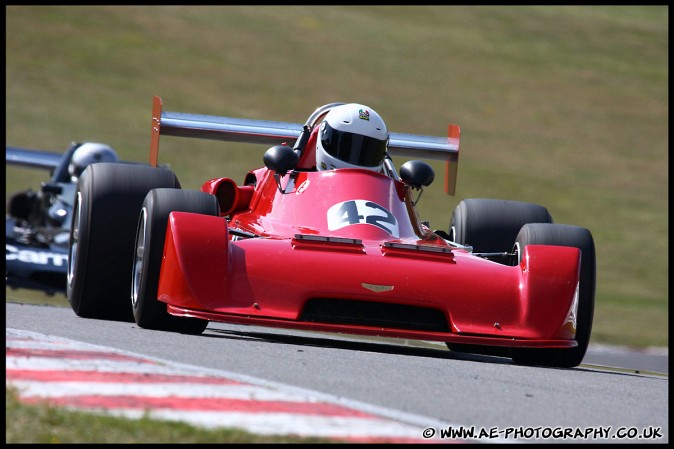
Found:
[5,5,668,442]
[5,387,339,444]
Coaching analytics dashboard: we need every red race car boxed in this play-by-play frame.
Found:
[67,96,595,368]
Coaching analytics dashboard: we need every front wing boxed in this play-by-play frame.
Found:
[158,212,581,349]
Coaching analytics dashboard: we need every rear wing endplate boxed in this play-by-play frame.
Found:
[150,96,460,194]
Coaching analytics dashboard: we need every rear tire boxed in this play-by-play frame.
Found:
[131,188,219,334]
[67,163,180,321]
[449,198,553,253]
[510,223,596,368]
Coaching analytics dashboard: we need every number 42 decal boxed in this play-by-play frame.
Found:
[327,200,399,238]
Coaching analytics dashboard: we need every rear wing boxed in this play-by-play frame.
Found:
[150,96,460,194]
[6,146,63,171]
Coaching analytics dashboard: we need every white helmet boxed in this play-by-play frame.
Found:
[316,103,389,172]
[68,142,119,180]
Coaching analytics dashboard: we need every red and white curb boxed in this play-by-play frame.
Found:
[6,328,466,443]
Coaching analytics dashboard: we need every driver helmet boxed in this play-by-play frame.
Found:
[68,142,119,180]
[316,103,389,172]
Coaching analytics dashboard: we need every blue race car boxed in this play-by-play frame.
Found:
[6,142,120,295]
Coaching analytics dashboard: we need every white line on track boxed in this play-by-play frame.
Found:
[7,328,499,443]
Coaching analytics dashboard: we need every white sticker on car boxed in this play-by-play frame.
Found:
[296,180,310,194]
[6,244,68,266]
[327,200,399,237]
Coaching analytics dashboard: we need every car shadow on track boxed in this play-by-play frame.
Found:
[204,326,514,366]
[201,326,664,375]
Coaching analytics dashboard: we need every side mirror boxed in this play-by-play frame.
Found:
[263,145,298,175]
[400,160,435,188]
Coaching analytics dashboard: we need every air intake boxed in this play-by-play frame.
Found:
[300,298,449,332]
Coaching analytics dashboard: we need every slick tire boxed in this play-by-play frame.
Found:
[510,223,596,368]
[448,198,553,254]
[446,198,553,356]
[131,188,219,335]
[67,163,180,321]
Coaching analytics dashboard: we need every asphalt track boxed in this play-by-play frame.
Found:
[6,302,668,443]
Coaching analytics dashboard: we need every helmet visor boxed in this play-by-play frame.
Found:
[320,122,387,167]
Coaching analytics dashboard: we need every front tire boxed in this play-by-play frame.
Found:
[67,163,180,321]
[446,198,553,356]
[510,223,596,368]
[131,188,219,334]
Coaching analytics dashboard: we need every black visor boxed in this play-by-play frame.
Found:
[320,122,387,167]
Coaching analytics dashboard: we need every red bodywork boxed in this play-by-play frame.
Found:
[157,168,580,349]
[152,97,580,349]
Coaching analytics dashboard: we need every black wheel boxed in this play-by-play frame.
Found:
[510,223,596,368]
[131,188,219,334]
[446,198,553,356]
[448,198,553,253]
[67,163,180,321]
